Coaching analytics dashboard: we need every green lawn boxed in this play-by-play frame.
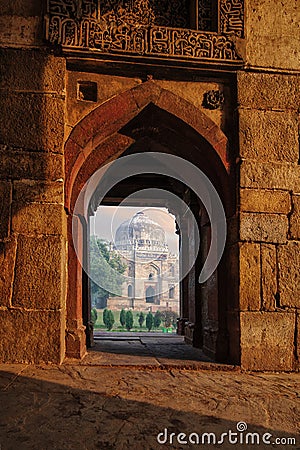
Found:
[93,309,175,333]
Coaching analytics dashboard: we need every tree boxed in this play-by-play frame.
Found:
[103,308,109,327]
[91,307,98,326]
[153,311,162,329]
[90,237,126,305]
[125,310,134,331]
[106,310,115,331]
[138,312,145,328]
[120,309,126,327]
[146,312,154,332]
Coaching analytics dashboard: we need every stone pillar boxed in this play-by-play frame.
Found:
[65,215,87,359]
[237,71,300,371]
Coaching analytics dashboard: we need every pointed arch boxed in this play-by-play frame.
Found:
[64,81,230,213]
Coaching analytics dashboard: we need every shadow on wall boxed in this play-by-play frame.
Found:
[0,370,299,450]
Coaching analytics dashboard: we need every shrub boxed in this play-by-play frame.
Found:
[125,310,134,331]
[146,312,154,332]
[106,310,115,331]
[120,309,126,327]
[153,311,162,329]
[138,312,145,328]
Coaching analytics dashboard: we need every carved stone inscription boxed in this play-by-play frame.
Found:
[46,0,244,62]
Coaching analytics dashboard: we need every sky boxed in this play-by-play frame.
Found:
[90,206,179,254]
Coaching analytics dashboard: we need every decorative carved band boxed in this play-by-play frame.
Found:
[46,0,244,63]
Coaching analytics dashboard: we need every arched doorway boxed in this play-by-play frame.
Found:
[146,286,156,303]
[64,81,236,363]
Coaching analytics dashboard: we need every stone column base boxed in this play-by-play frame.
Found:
[65,319,87,359]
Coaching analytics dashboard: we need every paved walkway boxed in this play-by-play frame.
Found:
[86,334,225,369]
[0,336,299,449]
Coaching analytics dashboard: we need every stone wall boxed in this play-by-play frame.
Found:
[236,72,300,370]
[0,2,67,363]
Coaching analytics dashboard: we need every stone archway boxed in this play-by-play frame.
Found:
[64,81,235,361]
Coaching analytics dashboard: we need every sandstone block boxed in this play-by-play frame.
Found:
[0,146,63,181]
[12,203,66,236]
[240,189,291,214]
[239,109,298,163]
[0,181,12,239]
[240,312,295,371]
[261,244,277,311]
[12,235,66,310]
[0,309,64,364]
[290,195,300,239]
[240,213,288,243]
[245,0,299,70]
[240,243,261,311]
[0,92,65,152]
[278,241,300,308]
[0,48,65,93]
[13,180,63,204]
[240,160,300,192]
[237,72,300,110]
[0,238,17,307]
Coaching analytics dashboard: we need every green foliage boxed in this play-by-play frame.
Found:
[120,309,126,327]
[106,310,115,331]
[90,237,126,302]
[125,310,134,331]
[146,312,154,331]
[103,308,109,327]
[91,307,98,326]
[153,310,162,329]
[138,312,145,328]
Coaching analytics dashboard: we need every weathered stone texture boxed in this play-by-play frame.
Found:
[239,109,298,163]
[239,243,261,311]
[278,242,300,308]
[0,93,65,152]
[12,203,66,236]
[0,238,17,307]
[0,181,12,239]
[0,309,63,363]
[0,146,64,181]
[13,180,64,205]
[246,0,300,70]
[240,189,291,214]
[261,244,277,311]
[237,72,300,111]
[67,72,140,127]
[0,15,43,48]
[240,312,295,371]
[12,235,66,310]
[290,195,300,240]
[240,213,288,243]
[0,49,65,93]
[0,0,42,16]
[240,160,300,192]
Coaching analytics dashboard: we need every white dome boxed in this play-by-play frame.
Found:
[115,212,168,256]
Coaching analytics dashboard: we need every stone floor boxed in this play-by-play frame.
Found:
[0,335,299,450]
